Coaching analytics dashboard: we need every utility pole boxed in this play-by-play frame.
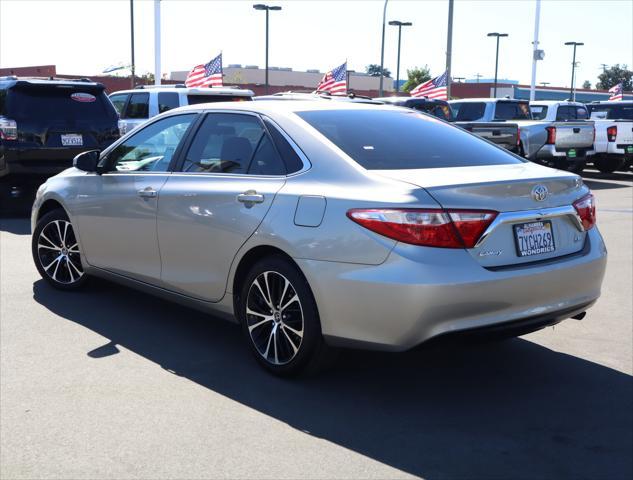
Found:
[600,63,608,73]
[388,20,412,93]
[154,0,161,85]
[379,0,389,96]
[253,4,282,94]
[130,0,135,88]
[446,0,454,98]
[487,32,508,98]
[529,0,542,101]
[475,73,482,83]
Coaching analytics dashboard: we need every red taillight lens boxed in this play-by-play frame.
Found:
[573,193,596,231]
[347,209,497,248]
[607,126,617,142]
[0,117,18,141]
[546,126,556,145]
[517,127,521,146]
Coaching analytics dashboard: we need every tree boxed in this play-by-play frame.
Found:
[582,80,591,89]
[402,66,431,93]
[365,64,391,78]
[596,64,632,91]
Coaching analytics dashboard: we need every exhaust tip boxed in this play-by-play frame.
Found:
[572,312,587,320]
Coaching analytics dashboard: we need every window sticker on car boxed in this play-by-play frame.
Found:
[70,93,96,103]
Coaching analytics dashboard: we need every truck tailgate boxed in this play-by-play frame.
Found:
[553,121,594,149]
[456,122,519,151]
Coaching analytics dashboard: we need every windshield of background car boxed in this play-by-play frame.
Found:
[451,102,486,121]
[297,109,525,170]
[6,86,116,122]
[187,94,252,105]
[494,101,531,120]
[530,105,548,120]
[588,104,633,120]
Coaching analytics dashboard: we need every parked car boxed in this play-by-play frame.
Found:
[586,100,633,173]
[31,101,606,376]
[450,98,595,173]
[373,97,454,121]
[0,76,119,210]
[109,85,254,136]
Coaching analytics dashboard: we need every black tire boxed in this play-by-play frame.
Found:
[237,255,331,377]
[32,208,88,290]
[567,160,586,175]
[594,156,624,174]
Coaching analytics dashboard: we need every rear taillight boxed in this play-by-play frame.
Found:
[346,208,497,248]
[607,126,617,142]
[0,116,17,141]
[573,193,596,231]
[545,126,556,145]
[517,127,521,146]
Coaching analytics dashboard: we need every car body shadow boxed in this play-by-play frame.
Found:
[0,217,31,235]
[32,278,632,479]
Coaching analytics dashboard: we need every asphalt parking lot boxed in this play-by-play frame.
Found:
[1,170,631,480]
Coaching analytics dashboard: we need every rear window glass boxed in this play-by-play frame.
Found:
[6,86,116,122]
[186,94,252,106]
[158,92,180,113]
[124,92,149,119]
[530,105,548,120]
[555,105,588,121]
[297,109,525,170]
[451,102,486,121]
[588,104,633,120]
[494,102,531,120]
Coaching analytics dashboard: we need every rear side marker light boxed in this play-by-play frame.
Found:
[545,126,556,145]
[573,193,596,231]
[0,116,17,140]
[347,208,497,249]
[607,126,617,142]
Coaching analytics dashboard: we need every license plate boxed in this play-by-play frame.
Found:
[513,221,556,258]
[61,134,83,146]
[567,149,577,158]
[626,146,633,154]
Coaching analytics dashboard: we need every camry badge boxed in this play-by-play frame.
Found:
[532,184,549,202]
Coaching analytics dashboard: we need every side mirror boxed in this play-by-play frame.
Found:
[73,150,100,172]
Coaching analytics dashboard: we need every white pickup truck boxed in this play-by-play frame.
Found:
[586,101,633,173]
[449,98,595,173]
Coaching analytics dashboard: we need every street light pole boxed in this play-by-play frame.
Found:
[388,20,412,93]
[253,4,282,94]
[130,0,135,88]
[379,0,388,97]
[565,41,584,101]
[487,32,508,98]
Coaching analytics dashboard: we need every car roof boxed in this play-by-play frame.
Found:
[172,99,402,115]
[589,100,633,105]
[255,92,381,104]
[109,86,253,96]
[375,96,448,104]
[448,97,524,103]
[529,100,585,106]
[0,76,105,90]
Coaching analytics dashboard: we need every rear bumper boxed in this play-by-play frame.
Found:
[298,227,607,351]
[536,144,591,160]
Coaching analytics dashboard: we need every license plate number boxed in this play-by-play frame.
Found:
[567,149,577,158]
[513,221,556,257]
[61,134,83,146]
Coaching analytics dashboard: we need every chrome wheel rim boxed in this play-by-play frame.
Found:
[37,220,83,284]
[246,271,304,365]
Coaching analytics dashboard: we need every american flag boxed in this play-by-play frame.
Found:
[317,62,347,95]
[410,71,449,100]
[185,53,223,88]
[608,83,623,101]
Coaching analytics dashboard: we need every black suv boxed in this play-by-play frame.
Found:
[373,96,454,121]
[1,77,119,208]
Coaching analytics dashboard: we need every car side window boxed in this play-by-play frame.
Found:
[124,92,149,119]
[262,117,304,174]
[104,114,196,172]
[109,93,128,116]
[158,92,180,113]
[181,113,286,175]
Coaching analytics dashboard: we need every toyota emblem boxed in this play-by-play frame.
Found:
[532,185,549,202]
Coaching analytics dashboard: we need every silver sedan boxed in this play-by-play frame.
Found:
[31,101,607,376]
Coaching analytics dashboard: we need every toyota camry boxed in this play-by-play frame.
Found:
[31,101,607,375]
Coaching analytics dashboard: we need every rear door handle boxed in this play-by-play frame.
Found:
[137,187,157,198]
[237,191,264,204]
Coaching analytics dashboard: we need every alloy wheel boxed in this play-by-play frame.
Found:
[37,219,84,284]
[245,271,304,365]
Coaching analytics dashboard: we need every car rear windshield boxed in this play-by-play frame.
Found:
[451,102,486,121]
[187,94,252,105]
[6,85,116,122]
[494,101,531,120]
[530,105,548,120]
[297,109,525,170]
[588,104,633,120]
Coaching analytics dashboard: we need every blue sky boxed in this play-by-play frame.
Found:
[1,0,631,88]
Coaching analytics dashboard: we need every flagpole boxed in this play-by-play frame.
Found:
[154,0,161,85]
[379,0,388,97]
[445,0,454,99]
